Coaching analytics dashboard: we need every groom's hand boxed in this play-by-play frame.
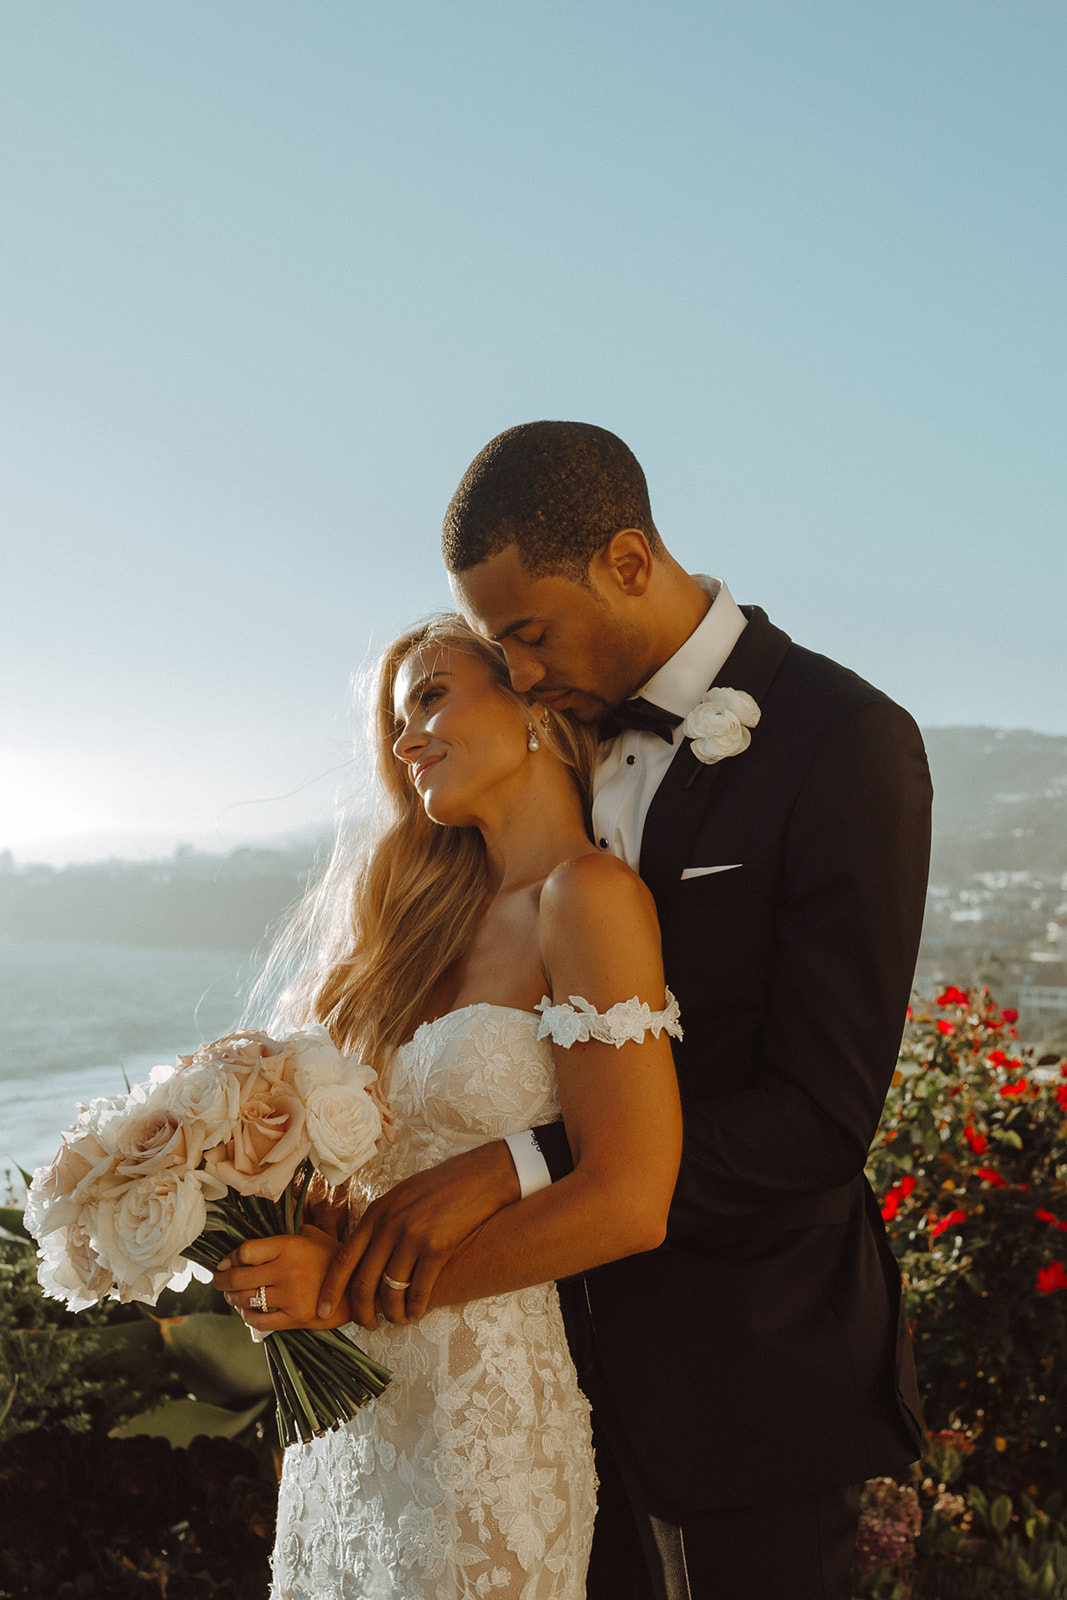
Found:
[318,1141,521,1328]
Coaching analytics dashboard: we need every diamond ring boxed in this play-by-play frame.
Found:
[250,1285,269,1312]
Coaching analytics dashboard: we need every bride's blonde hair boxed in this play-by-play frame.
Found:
[258,614,596,1072]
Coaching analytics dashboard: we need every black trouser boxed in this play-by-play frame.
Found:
[581,1361,861,1600]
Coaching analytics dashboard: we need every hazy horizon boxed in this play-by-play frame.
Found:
[4,720,1064,871]
[4,4,1064,858]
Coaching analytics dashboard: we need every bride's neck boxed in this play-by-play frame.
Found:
[480,785,594,893]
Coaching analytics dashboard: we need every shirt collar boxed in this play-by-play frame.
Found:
[636,577,748,718]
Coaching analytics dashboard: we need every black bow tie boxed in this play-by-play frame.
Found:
[598,697,683,744]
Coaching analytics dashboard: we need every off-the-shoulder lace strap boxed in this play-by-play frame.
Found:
[534,989,683,1049]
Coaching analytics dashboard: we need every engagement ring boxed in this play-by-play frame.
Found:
[250,1285,269,1312]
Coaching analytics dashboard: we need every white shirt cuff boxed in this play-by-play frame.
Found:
[503,1129,553,1198]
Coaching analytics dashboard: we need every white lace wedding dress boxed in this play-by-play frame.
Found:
[269,992,682,1600]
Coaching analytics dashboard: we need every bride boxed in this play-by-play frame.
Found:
[215,615,683,1600]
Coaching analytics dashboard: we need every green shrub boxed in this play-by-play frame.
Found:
[854,985,1067,1596]
[0,1232,186,1444]
[866,984,1067,1498]
[0,1208,277,1596]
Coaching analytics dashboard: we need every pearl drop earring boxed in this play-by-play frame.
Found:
[527,723,540,752]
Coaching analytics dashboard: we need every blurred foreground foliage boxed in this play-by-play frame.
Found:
[0,1203,275,1599]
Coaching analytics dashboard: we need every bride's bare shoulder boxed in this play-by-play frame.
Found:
[539,850,657,927]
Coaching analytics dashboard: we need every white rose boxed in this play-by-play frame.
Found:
[88,1170,208,1303]
[290,1029,377,1100]
[305,1078,383,1187]
[682,687,761,764]
[36,1218,116,1311]
[155,1060,236,1153]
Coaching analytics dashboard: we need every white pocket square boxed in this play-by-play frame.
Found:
[680,863,743,880]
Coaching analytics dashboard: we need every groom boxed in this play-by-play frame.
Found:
[326,421,931,1598]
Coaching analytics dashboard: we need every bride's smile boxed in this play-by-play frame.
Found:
[391,645,570,838]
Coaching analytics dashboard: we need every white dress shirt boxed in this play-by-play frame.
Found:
[505,576,748,1195]
[591,577,747,868]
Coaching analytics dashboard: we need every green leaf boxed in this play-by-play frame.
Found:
[0,1207,33,1243]
[990,1494,1013,1533]
[158,1312,271,1406]
[84,1318,165,1376]
[992,1128,1024,1149]
[108,1394,269,1447]
[968,1484,991,1527]
[0,1377,18,1430]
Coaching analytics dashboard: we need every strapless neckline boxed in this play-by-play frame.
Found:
[405,999,544,1048]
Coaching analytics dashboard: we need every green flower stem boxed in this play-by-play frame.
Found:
[182,1174,392,1445]
[268,1337,316,1444]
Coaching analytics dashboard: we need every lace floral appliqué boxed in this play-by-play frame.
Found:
[269,1005,597,1600]
[533,989,683,1050]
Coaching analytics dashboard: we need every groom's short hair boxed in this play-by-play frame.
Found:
[442,420,662,581]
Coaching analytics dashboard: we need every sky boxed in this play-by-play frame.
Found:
[2,1,1065,864]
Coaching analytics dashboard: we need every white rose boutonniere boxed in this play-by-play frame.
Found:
[683,687,761,764]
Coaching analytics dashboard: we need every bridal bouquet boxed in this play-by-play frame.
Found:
[25,1026,393,1446]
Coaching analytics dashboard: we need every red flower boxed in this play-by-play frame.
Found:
[964,1126,988,1155]
[1036,1261,1067,1294]
[1035,1210,1067,1233]
[975,1167,1005,1188]
[931,1209,967,1239]
[882,1175,918,1220]
[1000,1080,1029,1098]
[937,986,970,1007]
[1061,1063,1067,1079]
[1002,1009,1019,1024]
[936,1020,955,1036]
[1056,1084,1067,1110]
[988,1049,1010,1067]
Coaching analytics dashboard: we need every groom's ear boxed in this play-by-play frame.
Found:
[592,530,655,599]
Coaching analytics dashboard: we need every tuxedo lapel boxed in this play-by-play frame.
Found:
[639,608,792,905]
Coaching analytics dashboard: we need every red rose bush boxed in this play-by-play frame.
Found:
[866,986,1067,1498]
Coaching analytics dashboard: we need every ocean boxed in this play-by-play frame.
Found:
[0,937,256,1191]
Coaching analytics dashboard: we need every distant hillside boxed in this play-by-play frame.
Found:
[0,845,324,951]
[924,727,1067,881]
[1,727,1064,953]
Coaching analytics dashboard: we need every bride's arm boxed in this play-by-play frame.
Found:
[223,854,682,1335]
[343,852,683,1323]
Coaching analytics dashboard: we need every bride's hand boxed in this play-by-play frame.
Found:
[317,1142,521,1330]
[213,1225,353,1333]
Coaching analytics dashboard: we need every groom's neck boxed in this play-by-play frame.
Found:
[638,555,713,680]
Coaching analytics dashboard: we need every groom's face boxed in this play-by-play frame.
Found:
[450,542,648,723]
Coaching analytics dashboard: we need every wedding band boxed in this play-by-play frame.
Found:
[250,1285,269,1312]
[382,1273,411,1292]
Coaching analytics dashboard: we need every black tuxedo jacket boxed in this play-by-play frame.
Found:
[534,607,931,1516]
